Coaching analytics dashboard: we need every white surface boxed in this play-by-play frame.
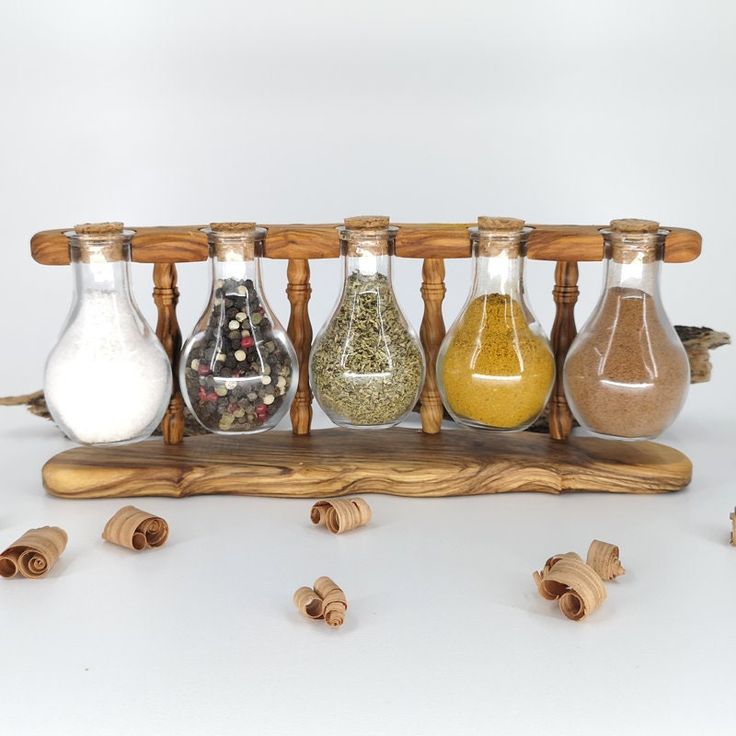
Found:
[0,1,735,734]
[1,391,735,736]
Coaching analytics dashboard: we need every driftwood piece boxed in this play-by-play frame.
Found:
[0,326,729,435]
[675,325,731,383]
[0,390,51,419]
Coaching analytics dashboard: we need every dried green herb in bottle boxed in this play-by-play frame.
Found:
[310,217,425,428]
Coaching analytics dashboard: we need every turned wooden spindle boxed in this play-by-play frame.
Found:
[286,258,313,435]
[549,261,579,441]
[153,263,185,445]
[419,258,447,434]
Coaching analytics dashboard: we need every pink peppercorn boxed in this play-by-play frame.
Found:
[197,364,211,376]
[255,404,268,418]
[241,336,255,349]
[206,392,218,402]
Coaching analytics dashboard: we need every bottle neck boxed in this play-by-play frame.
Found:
[212,253,261,285]
[339,227,395,281]
[70,239,134,302]
[209,235,263,288]
[344,252,391,280]
[603,231,664,297]
[603,257,662,297]
[471,252,525,301]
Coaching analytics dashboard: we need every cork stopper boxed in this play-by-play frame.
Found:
[477,216,525,233]
[340,216,394,258]
[344,216,390,230]
[209,222,257,234]
[474,217,526,257]
[606,218,662,264]
[207,223,262,261]
[609,218,660,234]
[74,222,125,235]
[68,222,127,263]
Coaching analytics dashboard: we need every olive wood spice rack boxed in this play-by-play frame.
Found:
[31,223,701,499]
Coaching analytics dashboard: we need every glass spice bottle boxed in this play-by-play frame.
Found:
[437,217,555,431]
[179,223,298,434]
[44,223,172,445]
[310,216,425,429]
[563,218,689,440]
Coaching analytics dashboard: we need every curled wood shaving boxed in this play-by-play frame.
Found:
[310,501,330,526]
[730,509,736,545]
[0,526,68,578]
[542,557,607,621]
[293,586,324,619]
[313,576,347,628]
[586,540,625,580]
[310,498,372,534]
[102,506,169,551]
[532,552,582,600]
[559,591,587,621]
[533,553,607,621]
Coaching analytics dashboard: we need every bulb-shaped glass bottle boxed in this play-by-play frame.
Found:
[180,222,298,434]
[564,218,689,439]
[437,217,555,431]
[310,216,425,429]
[44,222,172,445]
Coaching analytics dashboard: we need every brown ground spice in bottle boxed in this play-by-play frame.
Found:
[564,287,689,438]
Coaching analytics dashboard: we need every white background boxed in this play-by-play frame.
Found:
[0,1,735,735]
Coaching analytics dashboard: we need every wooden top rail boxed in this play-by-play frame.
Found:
[31,223,702,265]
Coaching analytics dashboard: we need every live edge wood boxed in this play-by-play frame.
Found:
[42,428,692,499]
[30,224,702,265]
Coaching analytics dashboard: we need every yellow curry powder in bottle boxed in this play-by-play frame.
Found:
[437,217,555,430]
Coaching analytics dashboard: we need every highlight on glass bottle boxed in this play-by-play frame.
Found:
[563,218,689,440]
[179,222,298,434]
[437,217,555,431]
[309,215,425,429]
[44,222,172,445]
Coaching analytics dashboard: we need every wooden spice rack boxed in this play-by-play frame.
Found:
[31,223,701,499]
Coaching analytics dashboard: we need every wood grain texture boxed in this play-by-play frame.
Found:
[286,258,313,435]
[41,428,692,499]
[153,263,184,445]
[549,261,579,441]
[419,258,447,434]
[30,224,702,264]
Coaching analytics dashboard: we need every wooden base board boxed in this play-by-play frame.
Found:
[41,428,692,499]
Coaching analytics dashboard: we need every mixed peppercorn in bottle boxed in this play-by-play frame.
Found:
[179,223,297,434]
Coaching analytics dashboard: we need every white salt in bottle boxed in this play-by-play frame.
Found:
[44,222,172,445]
